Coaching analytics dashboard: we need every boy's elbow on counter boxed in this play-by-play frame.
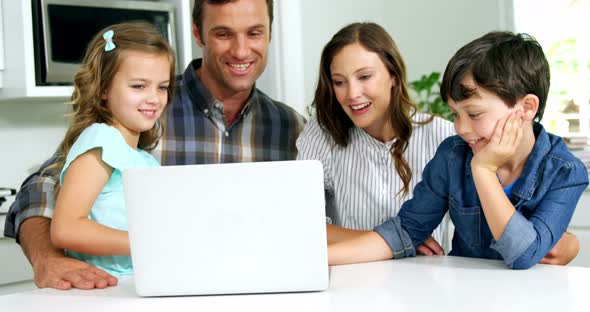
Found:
[508,256,537,270]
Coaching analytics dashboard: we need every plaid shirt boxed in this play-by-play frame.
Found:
[4,59,305,239]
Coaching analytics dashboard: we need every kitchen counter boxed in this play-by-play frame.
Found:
[1,255,588,312]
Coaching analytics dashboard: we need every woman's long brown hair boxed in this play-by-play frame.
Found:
[42,22,176,196]
[314,22,425,198]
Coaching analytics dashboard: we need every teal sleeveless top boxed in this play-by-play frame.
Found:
[59,123,159,276]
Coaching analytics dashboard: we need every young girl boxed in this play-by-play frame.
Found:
[327,31,588,269]
[49,22,176,276]
[296,22,455,255]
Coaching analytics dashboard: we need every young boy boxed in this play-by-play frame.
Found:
[327,31,589,269]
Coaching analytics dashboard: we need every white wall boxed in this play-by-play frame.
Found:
[256,0,512,116]
[1,0,510,213]
[0,101,68,214]
[298,0,388,113]
[383,1,509,82]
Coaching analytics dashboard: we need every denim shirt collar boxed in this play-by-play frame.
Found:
[463,122,550,201]
[182,59,256,118]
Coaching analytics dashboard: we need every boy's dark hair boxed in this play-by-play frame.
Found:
[440,31,550,121]
[192,0,274,41]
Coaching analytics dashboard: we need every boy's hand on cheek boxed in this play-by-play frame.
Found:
[471,111,524,173]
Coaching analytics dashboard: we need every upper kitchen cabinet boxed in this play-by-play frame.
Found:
[0,0,195,102]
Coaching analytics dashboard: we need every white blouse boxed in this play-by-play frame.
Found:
[296,112,455,243]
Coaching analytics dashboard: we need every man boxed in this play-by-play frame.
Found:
[4,0,304,290]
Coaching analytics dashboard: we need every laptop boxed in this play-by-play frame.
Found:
[123,160,329,296]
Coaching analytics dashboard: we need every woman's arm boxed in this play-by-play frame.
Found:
[50,148,130,256]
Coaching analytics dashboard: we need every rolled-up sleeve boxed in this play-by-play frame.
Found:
[374,216,416,258]
[373,138,454,259]
[492,163,588,270]
[3,157,59,242]
[490,212,536,268]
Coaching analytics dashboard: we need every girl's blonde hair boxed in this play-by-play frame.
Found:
[44,21,176,195]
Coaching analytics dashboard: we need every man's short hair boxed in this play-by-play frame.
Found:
[440,31,550,121]
[192,0,274,42]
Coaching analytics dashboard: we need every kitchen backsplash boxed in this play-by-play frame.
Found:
[0,100,68,220]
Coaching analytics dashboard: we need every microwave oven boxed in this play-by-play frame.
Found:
[32,0,177,86]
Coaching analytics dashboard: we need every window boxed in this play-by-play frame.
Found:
[514,0,590,150]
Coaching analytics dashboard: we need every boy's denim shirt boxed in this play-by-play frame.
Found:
[375,123,589,269]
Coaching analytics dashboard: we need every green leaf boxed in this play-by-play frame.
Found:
[409,71,452,121]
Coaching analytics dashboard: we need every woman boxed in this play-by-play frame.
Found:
[296,22,454,254]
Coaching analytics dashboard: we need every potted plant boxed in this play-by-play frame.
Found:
[409,72,453,121]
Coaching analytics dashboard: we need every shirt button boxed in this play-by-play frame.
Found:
[225,131,229,137]
[203,108,209,114]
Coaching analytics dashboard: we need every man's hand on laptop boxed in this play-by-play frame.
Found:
[35,255,118,290]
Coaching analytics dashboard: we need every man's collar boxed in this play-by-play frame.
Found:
[182,59,212,112]
[186,59,257,116]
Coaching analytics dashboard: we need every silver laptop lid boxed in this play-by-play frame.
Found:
[124,160,329,296]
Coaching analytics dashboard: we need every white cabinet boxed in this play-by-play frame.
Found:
[0,0,71,100]
[159,0,196,76]
[0,0,195,102]
[0,238,33,286]
[569,189,590,267]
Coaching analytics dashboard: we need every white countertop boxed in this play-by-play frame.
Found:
[1,255,588,312]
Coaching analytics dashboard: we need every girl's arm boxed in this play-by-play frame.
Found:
[51,148,130,256]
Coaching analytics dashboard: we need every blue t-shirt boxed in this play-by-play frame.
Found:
[503,181,516,197]
[59,123,160,275]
